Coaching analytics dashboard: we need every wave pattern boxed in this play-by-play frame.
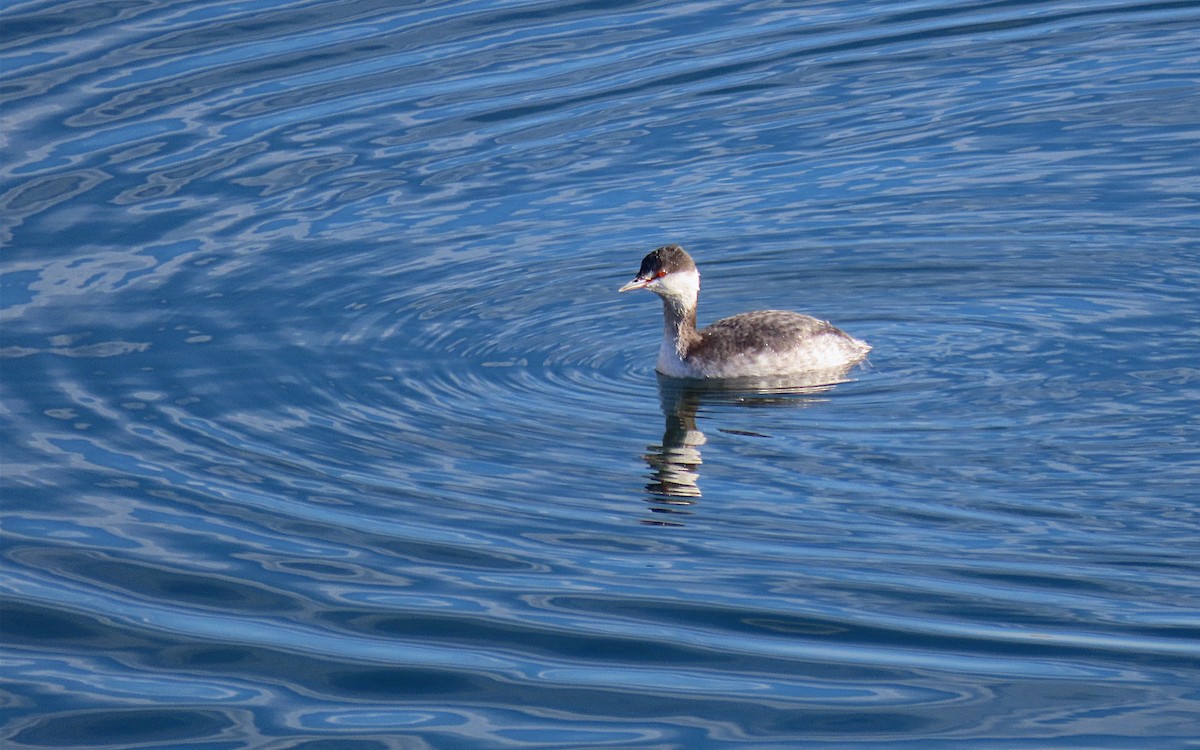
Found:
[3,0,1199,747]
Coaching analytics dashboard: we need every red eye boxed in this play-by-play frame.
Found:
[656,270,668,278]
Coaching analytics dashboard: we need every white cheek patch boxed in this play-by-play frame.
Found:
[657,269,700,297]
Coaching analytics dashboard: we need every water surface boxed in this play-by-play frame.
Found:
[3,0,1199,747]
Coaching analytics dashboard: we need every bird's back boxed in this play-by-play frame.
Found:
[682,310,869,377]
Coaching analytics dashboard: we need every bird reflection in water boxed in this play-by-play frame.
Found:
[641,368,859,526]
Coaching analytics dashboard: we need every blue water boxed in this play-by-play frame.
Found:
[3,0,1199,747]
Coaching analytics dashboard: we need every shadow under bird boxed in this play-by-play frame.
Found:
[619,245,870,379]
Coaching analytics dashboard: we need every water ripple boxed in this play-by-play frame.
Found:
[4,0,1200,746]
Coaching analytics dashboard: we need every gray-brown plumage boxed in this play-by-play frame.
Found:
[619,245,870,379]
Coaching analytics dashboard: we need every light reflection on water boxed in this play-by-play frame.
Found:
[3,0,1200,747]
[643,371,858,521]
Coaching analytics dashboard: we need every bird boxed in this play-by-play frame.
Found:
[619,244,870,379]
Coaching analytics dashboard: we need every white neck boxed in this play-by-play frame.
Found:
[654,270,701,372]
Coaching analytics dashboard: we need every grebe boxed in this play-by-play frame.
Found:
[619,245,870,379]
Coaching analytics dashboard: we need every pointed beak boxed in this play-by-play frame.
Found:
[619,276,650,293]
